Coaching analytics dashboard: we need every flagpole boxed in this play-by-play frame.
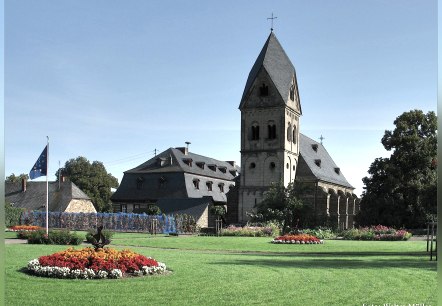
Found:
[46,136,49,235]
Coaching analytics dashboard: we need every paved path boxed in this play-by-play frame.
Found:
[4,238,28,244]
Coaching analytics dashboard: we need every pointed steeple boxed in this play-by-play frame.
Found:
[239,32,301,114]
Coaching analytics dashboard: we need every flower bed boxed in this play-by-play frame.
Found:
[272,234,324,244]
[27,247,167,279]
[341,225,412,241]
[7,225,42,232]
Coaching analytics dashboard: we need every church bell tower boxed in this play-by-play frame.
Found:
[238,32,302,223]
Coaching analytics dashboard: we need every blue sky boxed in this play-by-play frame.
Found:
[5,1,437,196]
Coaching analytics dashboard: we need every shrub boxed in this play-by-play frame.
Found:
[27,229,83,245]
[5,201,24,227]
[175,214,199,234]
[300,227,337,239]
[85,229,114,244]
[341,225,412,241]
[220,222,280,237]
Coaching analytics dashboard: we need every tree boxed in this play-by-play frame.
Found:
[248,181,312,234]
[56,157,119,212]
[357,110,437,228]
[5,200,24,227]
[6,173,29,182]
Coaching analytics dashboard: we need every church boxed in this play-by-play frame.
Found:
[111,31,359,230]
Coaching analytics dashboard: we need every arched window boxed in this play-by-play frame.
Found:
[287,123,292,142]
[267,121,276,140]
[259,83,269,96]
[290,84,295,101]
[251,124,260,140]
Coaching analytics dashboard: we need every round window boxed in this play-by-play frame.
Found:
[270,162,276,169]
[250,162,256,169]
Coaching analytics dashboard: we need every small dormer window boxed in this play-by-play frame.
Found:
[218,166,227,173]
[334,167,340,175]
[193,179,200,189]
[208,164,217,171]
[206,181,213,191]
[315,159,321,167]
[183,158,193,167]
[218,183,224,193]
[229,169,237,176]
[312,144,318,152]
[259,83,269,96]
[196,162,205,169]
[157,157,166,167]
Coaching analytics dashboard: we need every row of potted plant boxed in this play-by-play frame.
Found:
[27,247,167,279]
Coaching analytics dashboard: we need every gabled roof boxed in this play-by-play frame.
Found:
[126,147,240,181]
[239,32,301,112]
[297,134,354,189]
[111,148,239,203]
[5,181,93,212]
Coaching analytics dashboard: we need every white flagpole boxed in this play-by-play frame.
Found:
[46,136,49,235]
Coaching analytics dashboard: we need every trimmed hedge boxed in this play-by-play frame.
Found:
[27,229,83,245]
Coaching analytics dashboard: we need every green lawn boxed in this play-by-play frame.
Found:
[5,233,437,306]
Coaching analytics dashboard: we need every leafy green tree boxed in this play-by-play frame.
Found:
[6,173,29,182]
[5,200,24,227]
[357,110,437,228]
[56,157,119,212]
[248,181,312,234]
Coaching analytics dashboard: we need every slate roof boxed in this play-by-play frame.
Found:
[297,134,354,189]
[111,147,239,203]
[5,181,93,212]
[155,197,212,215]
[125,147,240,180]
[239,32,301,113]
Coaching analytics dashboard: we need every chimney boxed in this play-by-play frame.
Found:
[176,147,188,155]
[22,178,27,192]
[226,161,236,167]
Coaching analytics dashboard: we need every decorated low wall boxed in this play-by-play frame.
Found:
[19,211,197,234]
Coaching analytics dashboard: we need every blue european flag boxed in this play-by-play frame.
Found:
[29,145,48,180]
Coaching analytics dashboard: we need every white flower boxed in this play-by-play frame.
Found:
[110,269,123,279]
[97,270,108,279]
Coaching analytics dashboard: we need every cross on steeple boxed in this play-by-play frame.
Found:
[267,13,277,32]
[319,135,325,145]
